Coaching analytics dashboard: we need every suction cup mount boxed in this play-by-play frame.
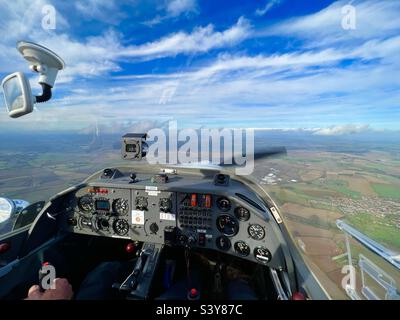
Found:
[1,40,65,118]
[17,41,65,88]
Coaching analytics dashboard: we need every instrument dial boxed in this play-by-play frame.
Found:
[216,214,239,236]
[113,219,129,236]
[96,217,110,230]
[216,236,231,251]
[79,216,93,229]
[149,222,159,234]
[217,197,231,211]
[135,196,148,210]
[159,198,172,212]
[113,198,129,215]
[234,241,250,256]
[254,247,272,264]
[235,207,250,221]
[248,224,265,240]
[78,195,94,212]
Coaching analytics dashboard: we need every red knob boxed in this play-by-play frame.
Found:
[292,292,306,300]
[126,242,135,253]
[190,288,198,297]
[0,242,11,254]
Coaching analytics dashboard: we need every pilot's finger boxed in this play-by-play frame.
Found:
[53,277,71,288]
[53,278,74,299]
[28,284,41,294]
[25,285,43,300]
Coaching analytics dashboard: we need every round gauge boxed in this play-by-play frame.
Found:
[234,241,250,257]
[113,198,129,215]
[96,218,110,231]
[217,197,231,211]
[216,214,239,236]
[254,247,272,264]
[234,207,250,221]
[159,198,172,212]
[79,216,93,229]
[135,196,148,210]
[78,195,94,212]
[216,236,231,251]
[248,224,265,240]
[113,219,129,236]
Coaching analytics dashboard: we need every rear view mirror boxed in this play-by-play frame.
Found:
[1,72,34,118]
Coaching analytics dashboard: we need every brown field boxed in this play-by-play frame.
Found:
[286,220,337,238]
[339,175,376,196]
[312,256,342,273]
[298,236,341,256]
[300,169,324,182]
[281,203,344,222]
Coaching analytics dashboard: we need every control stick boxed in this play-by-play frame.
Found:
[115,247,151,292]
[112,243,163,299]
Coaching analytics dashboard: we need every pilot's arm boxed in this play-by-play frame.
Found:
[25,278,74,300]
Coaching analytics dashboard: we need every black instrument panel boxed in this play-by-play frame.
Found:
[61,169,284,269]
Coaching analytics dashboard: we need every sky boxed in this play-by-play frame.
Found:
[0,0,399,134]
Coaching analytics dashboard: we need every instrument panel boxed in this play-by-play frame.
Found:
[61,167,285,269]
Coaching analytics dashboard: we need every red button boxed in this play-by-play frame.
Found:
[0,242,10,254]
[190,288,198,297]
[292,292,306,300]
[126,242,135,253]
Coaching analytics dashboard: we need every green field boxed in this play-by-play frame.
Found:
[346,212,400,250]
[324,179,361,199]
[371,183,400,200]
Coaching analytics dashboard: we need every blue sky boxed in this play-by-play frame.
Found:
[0,0,399,134]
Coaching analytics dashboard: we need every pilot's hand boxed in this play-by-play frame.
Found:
[25,278,74,300]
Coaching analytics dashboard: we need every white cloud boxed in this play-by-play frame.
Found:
[312,124,370,136]
[255,0,282,17]
[1,0,399,132]
[122,17,251,59]
[143,0,198,26]
[18,30,123,83]
[188,49,348,79]
[74,0,124,24]
[167,0,198,17]
[0,0,70,42]
[0,3,251,84]
[93,26,400,131]
[116,31,400,83]
[142,15,164,27]
[262,0,400,47]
